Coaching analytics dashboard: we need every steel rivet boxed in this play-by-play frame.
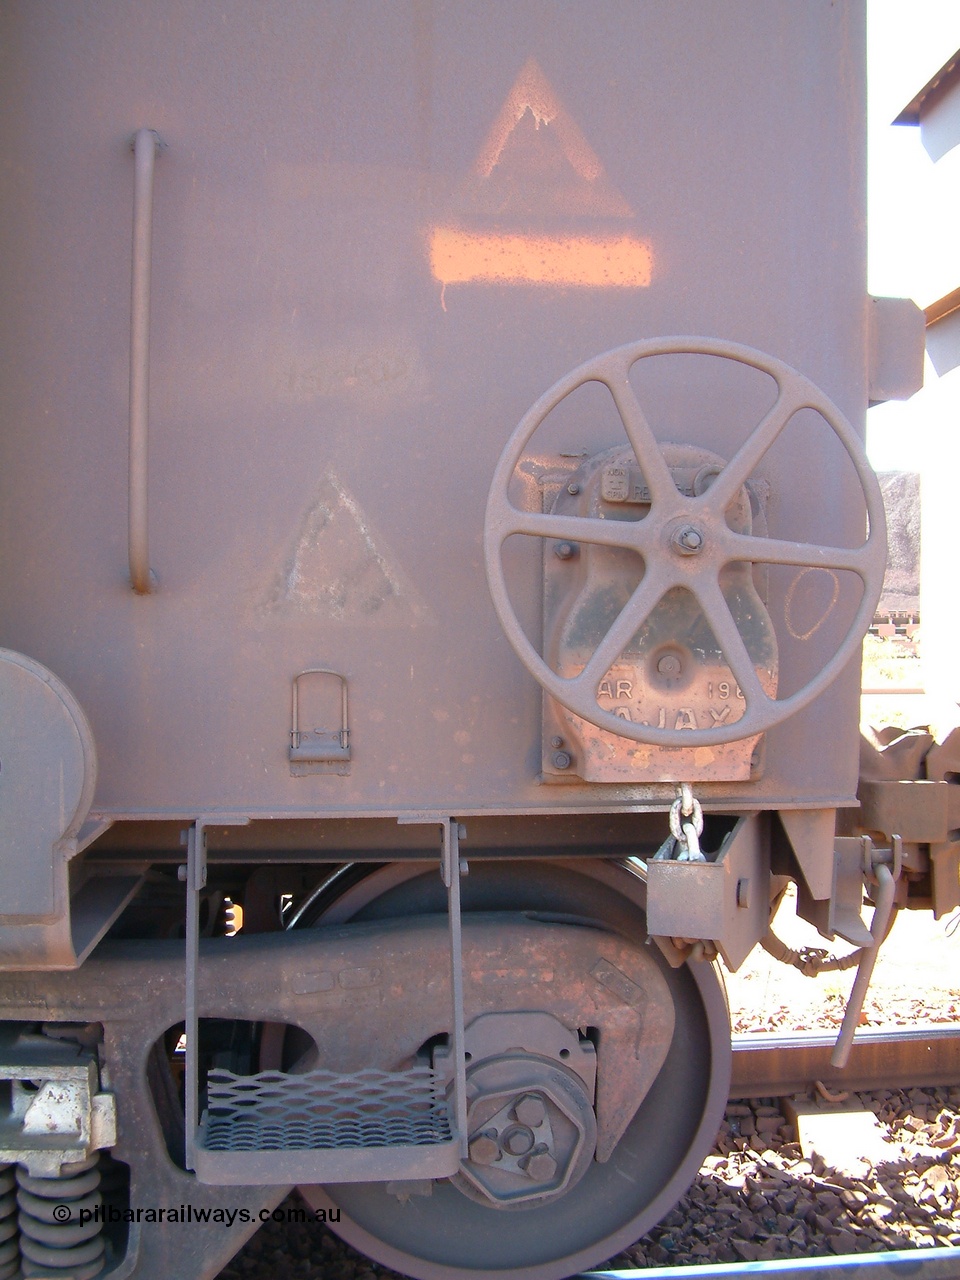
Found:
[552,751,572,770]
[567,482,580,495]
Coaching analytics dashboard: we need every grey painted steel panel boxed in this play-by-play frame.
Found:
[0,1,868,821]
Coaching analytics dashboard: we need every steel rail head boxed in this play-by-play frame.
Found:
[582,1245,960,1279]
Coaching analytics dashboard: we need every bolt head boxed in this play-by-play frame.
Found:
[552,750,572,770]
[468,1134,500,1166]
[513,1094,547,1127]
[522,1151,558,1181]
[550,735,564,750]
[672,525,704,555]
[657,654,682,677]
[554,540,577,560]
[567,482,581,495]
[502,1124,535,1156]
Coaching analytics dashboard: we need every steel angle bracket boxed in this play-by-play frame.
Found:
[645,813,771,971]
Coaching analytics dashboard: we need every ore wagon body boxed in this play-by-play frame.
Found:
[0,4,947,1278]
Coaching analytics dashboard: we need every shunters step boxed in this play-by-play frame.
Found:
[193,1065,461,1185]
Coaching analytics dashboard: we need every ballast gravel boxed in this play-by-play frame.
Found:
[215,1085,960,1278]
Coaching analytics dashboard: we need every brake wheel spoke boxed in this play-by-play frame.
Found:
[692,578,769,711]
[704,385,806,512]
[500,507,641,551]
[574,570,672,697]
[723,531,874,576]
[603,370,677,506]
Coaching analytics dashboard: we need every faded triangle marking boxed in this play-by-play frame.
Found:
[430,58,652,292]
[262,473,431,624]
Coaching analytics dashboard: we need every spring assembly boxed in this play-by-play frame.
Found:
[0,1164,18,1280]
[17,1154,105,1279]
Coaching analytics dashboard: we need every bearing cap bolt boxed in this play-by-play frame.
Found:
[468,1133,501,1166]
[513,1094,547,1128]
[501,1125,535,1156]
[521,1151,558,1181]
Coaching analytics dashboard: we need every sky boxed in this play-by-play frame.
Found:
[867,0,960,469]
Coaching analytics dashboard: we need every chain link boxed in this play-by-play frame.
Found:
[668,783,705,862]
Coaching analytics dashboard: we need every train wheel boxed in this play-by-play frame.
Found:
[294,858,730,1280]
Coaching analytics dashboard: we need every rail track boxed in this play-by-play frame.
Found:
[585,1246,960,1278]
[730,1026,960,1098]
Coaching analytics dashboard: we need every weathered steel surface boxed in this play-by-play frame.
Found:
[0,1,870,824]
[729,1026,960,1099]
[486,339,884,754]
[541,444,776,783]
[0,915,676,1175]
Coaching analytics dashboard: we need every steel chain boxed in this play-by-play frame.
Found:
[668,783,705,863]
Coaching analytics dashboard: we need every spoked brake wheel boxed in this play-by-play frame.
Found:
[294,859,730,1280]
[484,337,886,747]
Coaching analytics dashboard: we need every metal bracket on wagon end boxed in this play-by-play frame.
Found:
[646,812,771,971]
[289,669,351,775]
[0,649,144,970]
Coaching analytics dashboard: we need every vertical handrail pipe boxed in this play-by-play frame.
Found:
[129,128,160,593]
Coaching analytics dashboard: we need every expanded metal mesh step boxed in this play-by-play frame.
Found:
[193,1065,461,1185]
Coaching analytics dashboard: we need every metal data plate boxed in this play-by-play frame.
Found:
[542,445,777,783]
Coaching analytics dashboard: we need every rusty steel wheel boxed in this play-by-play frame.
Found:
[293,859,730,1280]
[484,337,887,747]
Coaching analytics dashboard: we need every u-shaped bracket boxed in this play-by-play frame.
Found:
[290,670,351,774]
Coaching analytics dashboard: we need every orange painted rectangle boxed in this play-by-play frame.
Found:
[430,228,653,288]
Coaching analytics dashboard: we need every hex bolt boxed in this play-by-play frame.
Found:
[657,654,682,677]
[513,1094,547,1128]
[566,482,581,495]
[502,1125,535,1156]
[550,736,564,750]
[554,541,577,560]
[521,1151,558,1181]
[552,750,572,770]
[672,526,704,555]
[468,1133,501,1166]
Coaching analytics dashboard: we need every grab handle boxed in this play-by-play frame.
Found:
[129,128,161,593]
